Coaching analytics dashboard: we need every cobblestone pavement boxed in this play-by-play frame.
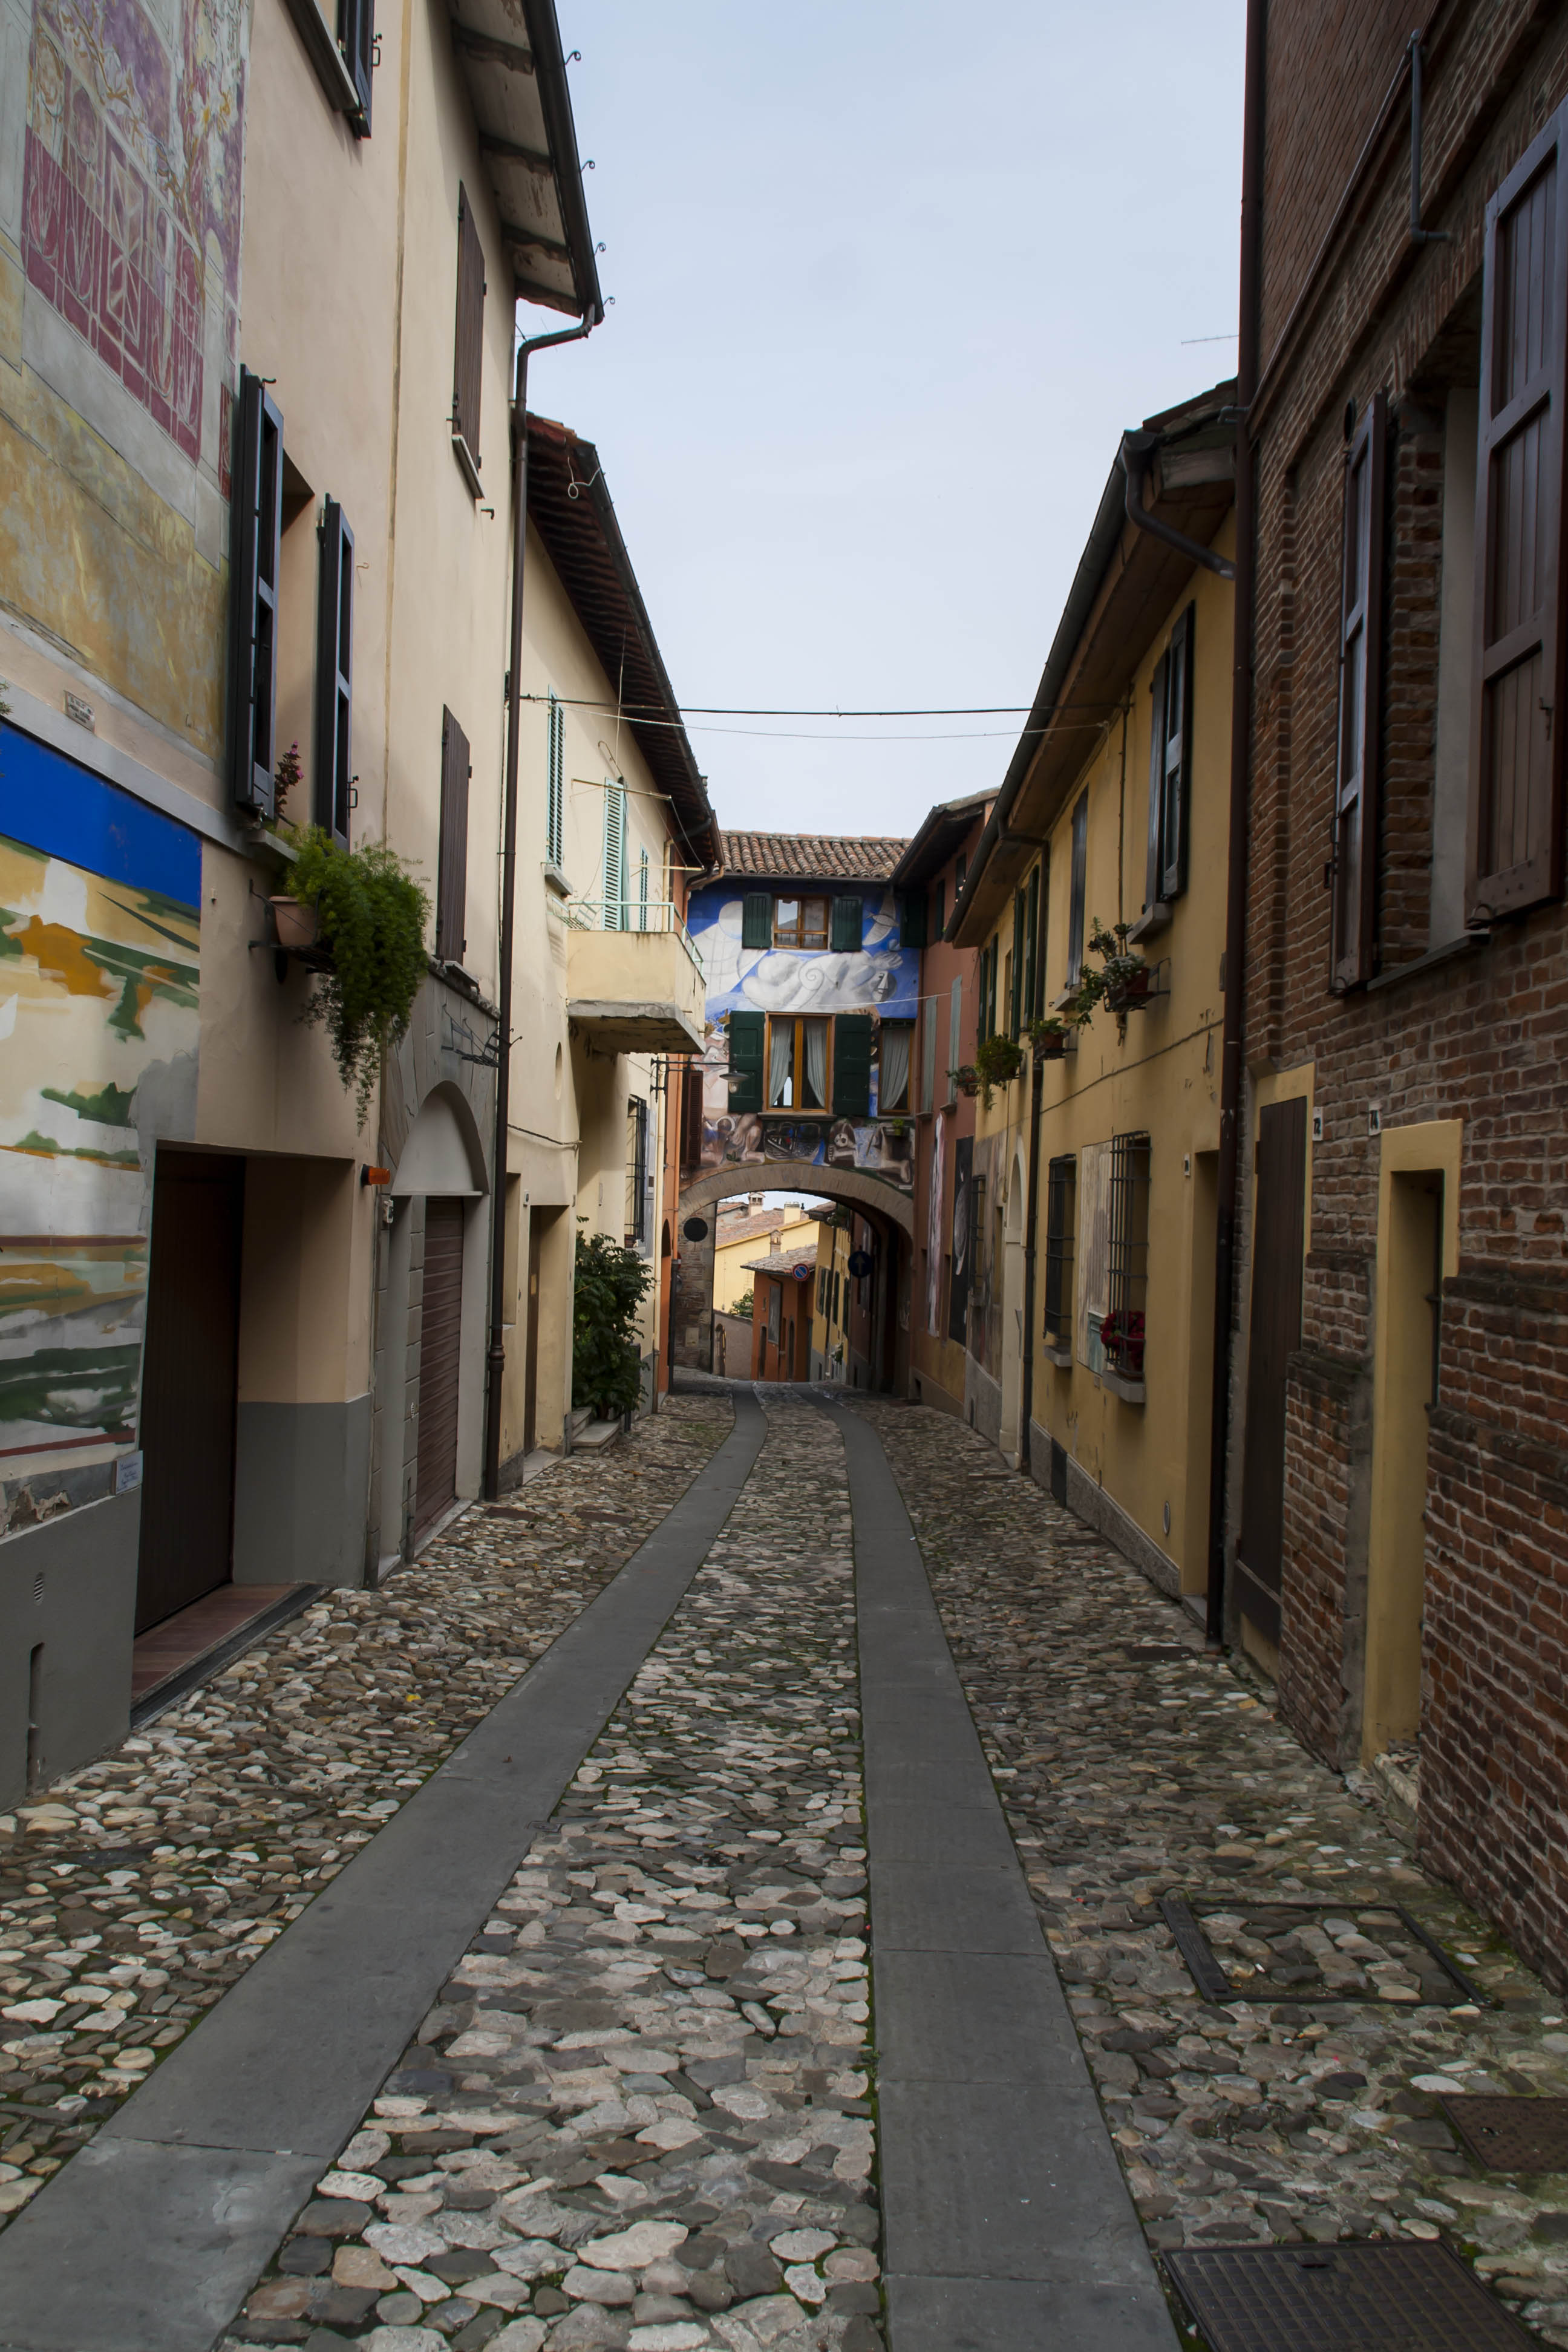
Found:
[224,1392,878,2352]
[860,1399,1568,2347]
[0,1399,734,2233]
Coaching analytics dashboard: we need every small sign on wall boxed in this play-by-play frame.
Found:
[114,1452,143,1495]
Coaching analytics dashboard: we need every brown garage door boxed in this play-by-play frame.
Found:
[414,1196,464,1538]
[136,1152,244,1633]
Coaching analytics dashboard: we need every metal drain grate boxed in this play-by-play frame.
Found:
[1165,2241,1531,2351]
[1160,1893,1488,2007]
[1442,2095,1568,2171]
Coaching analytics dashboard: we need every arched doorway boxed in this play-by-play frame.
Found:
[671,1160,913,1390]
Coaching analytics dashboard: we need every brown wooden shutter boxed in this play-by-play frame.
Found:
[1160,604,1195,903]
[227,370,284,816]
[1144,650,1167,912]
[1331,391,1388,990]
[315,499,353,845]
[336,0,373,131]
[1468,106,1568,923]
[452,186,485,489]
[437,707,470,964]
[681,1063,703,1169]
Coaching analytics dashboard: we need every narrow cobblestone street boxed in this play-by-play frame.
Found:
[4,1390,1568,2352]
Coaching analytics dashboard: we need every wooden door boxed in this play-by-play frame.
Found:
[1236,1099,1308,1642]
[414,1197,464,1538]
[136,1152,244,1633]
[522,1209,542,1456]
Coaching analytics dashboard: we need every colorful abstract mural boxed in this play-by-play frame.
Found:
[22,0,246,465]
[0,726,201,1465]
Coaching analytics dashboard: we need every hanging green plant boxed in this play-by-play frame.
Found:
[1072,919,1153,1040]
[573,1228,655,1418]
[972,1031,1025,1108]
[287,827,430,1124]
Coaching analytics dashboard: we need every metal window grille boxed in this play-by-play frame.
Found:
[1104,1131,1151,1380]
[625,1097,648,1246]
[1044,1155,1076,1344]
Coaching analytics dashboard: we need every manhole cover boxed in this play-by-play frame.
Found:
[1160,1894,1486,2008]
[1442,2096,1568,2171]
[1122,1644,1195,1661]
[1165,2241,1531,2351]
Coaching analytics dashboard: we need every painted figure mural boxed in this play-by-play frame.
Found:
[0,727,201,1470]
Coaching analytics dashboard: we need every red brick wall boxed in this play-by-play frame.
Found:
[1244,0,1568,1988]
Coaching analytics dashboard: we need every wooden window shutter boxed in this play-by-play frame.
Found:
[1010,888,1024,1038]
[1468,106,1568,923]
[451,186,485,489]
[546,690,564,867]
[337,0,373,131]
[601,783,626,929]
[728,1009,764,1112]
[740,892,772,949]
[437,707,470,963]
[976,944,990,1042]
[832,1013,872,1116]
[1331,392,1388,988]
[681,1062,704,1166]
[227,369,284,815]
[901,892,927,950]
[829,894,862,951]
[1024,863,1040,1021]
[987,939,998,1037]
[1160,606,1195,903]
[315,499,354,845]
[1144,650,1167,910]
[1068,794,1088,980]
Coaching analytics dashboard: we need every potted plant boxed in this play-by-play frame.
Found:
[972,1031,1025,1108]
[1027,1013,1077,1062]
[286,826,431,1123]
[950,1065,982,1099]
[1080,920,1154,1039]
[1100,1307,1146,1379]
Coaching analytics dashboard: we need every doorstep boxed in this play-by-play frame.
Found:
[129,1581,322,1727]
[574,1417,624,1452]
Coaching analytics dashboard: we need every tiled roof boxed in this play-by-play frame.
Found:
[742,1243,821,1277]
[714,1207,799,1250]
[718,831,909,884]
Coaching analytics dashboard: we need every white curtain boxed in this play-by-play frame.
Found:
[880,1021,912,1112]
[802,1018,828,1109]
[769,1021,794,1106]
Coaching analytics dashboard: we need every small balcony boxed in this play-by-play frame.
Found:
[563,898,706,1056]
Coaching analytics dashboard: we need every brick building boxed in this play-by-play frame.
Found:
[1230,0,1568,1985]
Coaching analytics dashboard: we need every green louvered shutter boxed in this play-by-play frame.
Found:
[901,892,926,949]
[741,892,772,949]
[830,894,862,951]
[832,1014,872,1115]
[728,1010,764,1111]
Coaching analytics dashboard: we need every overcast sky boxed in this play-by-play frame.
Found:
[534,1,1246,849]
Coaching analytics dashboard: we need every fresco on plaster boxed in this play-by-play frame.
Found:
[22,0,246,468]
[685,886,918,1021]
[0,727,200,1465]
[696,1106,913,1191]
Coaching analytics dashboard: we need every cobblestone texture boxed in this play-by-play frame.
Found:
[0,1400,733,2230]
[224,1393,880,2352]
[858,1400,1568,2347]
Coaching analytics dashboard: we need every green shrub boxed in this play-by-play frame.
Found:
[289,827,430,1123]
[573,1229,654,1418]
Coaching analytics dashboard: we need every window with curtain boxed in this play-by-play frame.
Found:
[766,1016,829,1109]
[878,1021,912,1113]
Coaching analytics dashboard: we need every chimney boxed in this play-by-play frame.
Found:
[748,1192,764,1211]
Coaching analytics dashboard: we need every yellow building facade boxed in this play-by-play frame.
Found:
[952,384,1235,1603]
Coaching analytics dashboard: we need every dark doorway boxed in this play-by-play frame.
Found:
[523,1208,543,1456]
[136,1151,244,1634]
[414,1196,465,1538]
[1236,1097,1308,1644]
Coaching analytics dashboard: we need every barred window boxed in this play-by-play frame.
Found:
[1043,1155,1076,1347]
[1103,1131,1151,1388]
[625,1097,649,1247]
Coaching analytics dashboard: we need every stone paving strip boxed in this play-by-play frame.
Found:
[0,1400,734,2233]
[858,1399,1568,2348]
[221,1391,878,2352]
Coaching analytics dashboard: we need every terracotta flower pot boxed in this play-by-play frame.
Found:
[1032,1031,1069,1061]
[270,895,319,951]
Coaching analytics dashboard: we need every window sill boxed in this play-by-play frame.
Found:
[1102,1367,1146,1405]
[1365,929,1489,993]
[1128,901,1172,944]
[279,0,364,120]
[1042,1341,1073,1368]
[543,860,571,898]
[452,431,483,499]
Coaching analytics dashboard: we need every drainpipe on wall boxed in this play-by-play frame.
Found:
[1205,0,1267,1648]
[483,313,597,1503]
[1018,1051,1044,1475]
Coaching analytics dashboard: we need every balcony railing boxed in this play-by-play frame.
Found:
[561,897,705,984]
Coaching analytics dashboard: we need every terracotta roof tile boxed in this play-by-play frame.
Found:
[714,1207,797,1250]
[742,1243,821,1276]
[717,831,909,884]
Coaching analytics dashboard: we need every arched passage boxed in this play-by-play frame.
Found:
[671,1161,912,1388]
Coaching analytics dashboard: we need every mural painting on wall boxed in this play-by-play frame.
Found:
[685,887,918,1191]
[21,0,247,469]
[0,727,201,1467]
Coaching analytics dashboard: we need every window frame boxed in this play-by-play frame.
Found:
[774,893,829,950]
[765,1013,833,1112]
[228,369,283,817]
[1043,1153,1076,1351]
[1103,1131,1151,1394]
[877,1018,914,1114]
[625,1097,649,1249]
[315,497,354,846]
[1467,103,1568,923]
[1331,393,1388,990]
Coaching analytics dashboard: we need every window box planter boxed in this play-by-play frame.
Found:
[270,895,320,952]
[1102,1366,1146,1405]
[952,1065,982,1099]
[1106,967,1154,1015]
